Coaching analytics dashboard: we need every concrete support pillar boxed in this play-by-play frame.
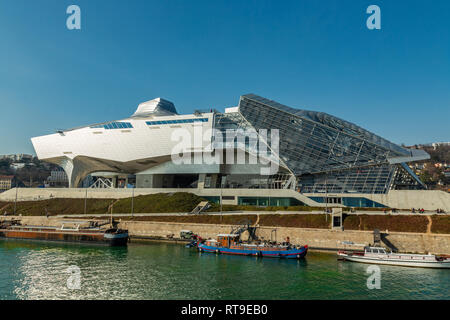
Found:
[210,174,218,188]
[198,174,206,189]
[136,174,154,188]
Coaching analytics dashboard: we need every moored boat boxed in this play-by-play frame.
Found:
[197,234,308,259]
[338,246,450,269]
[0,219,129,246]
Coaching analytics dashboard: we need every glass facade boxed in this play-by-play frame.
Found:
[309,196,387,208]
[206,174,292,189]
[201,196,304,207]
[146,118,208,126]
[238,95,406,175]
[298,164,395,194]
[238,197,304,207]
[218,94,426,194]
[91,122,133,129]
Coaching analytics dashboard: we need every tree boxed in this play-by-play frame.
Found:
[0,159,13,175]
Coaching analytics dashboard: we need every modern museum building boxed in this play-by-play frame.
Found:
[31,94,450,210]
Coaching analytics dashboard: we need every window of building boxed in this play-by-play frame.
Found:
[146,118,208,126]
[222,196,235,200]
[90,122,133,130]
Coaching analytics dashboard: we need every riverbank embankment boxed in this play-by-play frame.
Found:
[2,215,450,255]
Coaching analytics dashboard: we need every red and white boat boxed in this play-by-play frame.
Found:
[338,246,450,269]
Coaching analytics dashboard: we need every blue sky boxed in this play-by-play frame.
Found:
[0,0,449,155]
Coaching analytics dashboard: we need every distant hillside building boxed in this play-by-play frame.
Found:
[0,175,14,192]
[432,142,450,150]
[10,163,26,171]
[46,169,68,187]
[0,154,33,162]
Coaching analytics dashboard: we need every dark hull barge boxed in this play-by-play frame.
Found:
[0,220,129,246]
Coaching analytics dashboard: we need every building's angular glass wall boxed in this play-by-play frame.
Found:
[236,94,426,194]
[238,95,404,175]
[298,164,395,194]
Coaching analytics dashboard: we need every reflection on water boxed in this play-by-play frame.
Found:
[0,240,448,300]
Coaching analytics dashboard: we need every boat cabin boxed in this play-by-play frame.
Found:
[364,247,388,255]
[217,234,240,247]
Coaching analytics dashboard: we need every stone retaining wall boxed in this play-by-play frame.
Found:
[119,220,450,254]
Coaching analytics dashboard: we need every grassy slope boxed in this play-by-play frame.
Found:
[258,214,330,229]
[431,215,450,234]
[343,215,431,233]
[118,214,450,233]
[10,199,113,216]
[113,192,207,213]
[2,193,206,216]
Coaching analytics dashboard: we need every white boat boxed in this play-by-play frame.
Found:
[338,246,450,269]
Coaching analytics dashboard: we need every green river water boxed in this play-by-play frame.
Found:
[0,240,448,300]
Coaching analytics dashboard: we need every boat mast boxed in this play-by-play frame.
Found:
[110,200,114,228]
